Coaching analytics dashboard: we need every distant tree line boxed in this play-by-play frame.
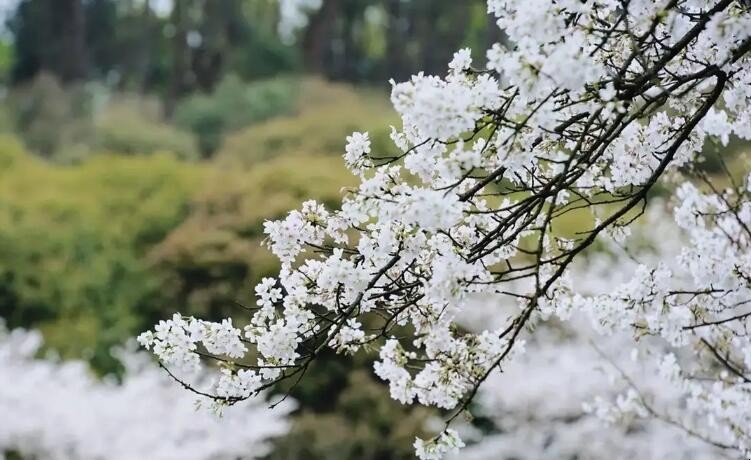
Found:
[5,0,495,105]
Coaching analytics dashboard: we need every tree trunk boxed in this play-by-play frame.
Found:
[137,0,155,91]
[385,0,408,82]
[165,0,190,117]
[302,0,338,75]
[59,0,88,81]
[336,2,359,81]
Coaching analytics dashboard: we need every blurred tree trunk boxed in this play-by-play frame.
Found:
[385,0,408,81]
[191,0,245,92]
[192,0,225,92]
[138,0,155,91]
[416,6,438,75]
[337,1,359,81]
[444,3,470,67]
[166,0,190,117]
[59,0,88,81]
[302,0,338,74]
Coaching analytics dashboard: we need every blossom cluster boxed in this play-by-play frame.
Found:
[455,307,727,459]
[550,176,751,454]
[0,321,291,460]
[457,203,749,458]
[141,1,751,457]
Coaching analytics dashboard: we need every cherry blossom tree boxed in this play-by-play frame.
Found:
[140,1,751,458]
[0,322,292,460]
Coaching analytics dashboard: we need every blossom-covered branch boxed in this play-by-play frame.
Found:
[140,1,751,457]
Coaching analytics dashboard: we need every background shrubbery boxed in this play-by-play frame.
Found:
[216,79,396,166]
[2,73,199,162]
[0,80,384,367]
[151,153,355,320]
[0,77,434,457]
[174,74,299,156]
[0,136,200,369]
[94,94,200,160]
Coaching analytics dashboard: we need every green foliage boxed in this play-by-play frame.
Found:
[0,103,15,135]
[6,73,94,158]
[0,81,389,366]
[94,94,199,160]
[0,40,14,85]
[0,136,201,370]
[173,75,298,156]
[155,80,397,320]
[4,74,199,162]
[227,18,300,80]
[697,136,750,175]
[217,79,397,166]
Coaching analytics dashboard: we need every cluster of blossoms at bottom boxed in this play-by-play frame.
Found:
[0,320,292,460]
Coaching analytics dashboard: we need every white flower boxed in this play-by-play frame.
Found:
[344,131,372,175]
[414,430,465,460]
[448,48,472,73]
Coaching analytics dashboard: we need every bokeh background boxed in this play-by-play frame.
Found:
[0,1,494,459]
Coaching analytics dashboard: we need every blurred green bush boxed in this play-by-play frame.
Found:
[0,136,201,370]
[174,74,298,156]
[4,73,200,162]
[216,79,397,166]
[94,94,199,160]
[2,75,394,166]
[5,73,94,159]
